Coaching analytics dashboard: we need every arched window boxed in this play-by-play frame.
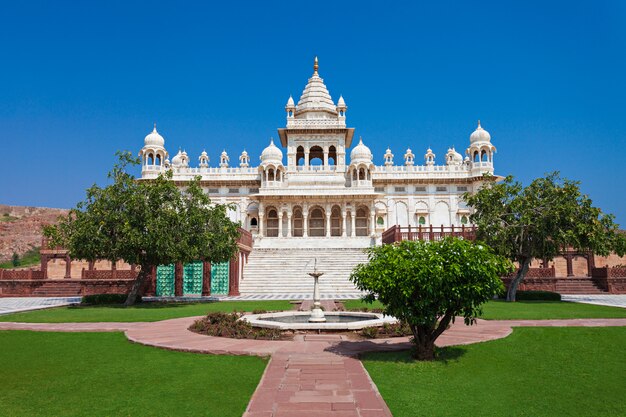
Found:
[292,207,303,237]
[377,216,385,226]
[473,151,479,162]
[309,146,324,166]
[148,153,154,165]
[331,206,342,236]
[481,150,488,162]
[250,217,258,227]
[308,207,325,237]
[328,146,337,166]
[461,215,468,225]
[156,154,162,165]
[266,209,279,237]
[268,168,275,181]
[296,146,305,166]
[358,168,366,180]
[418,216,426,225]
[356,207,368,236]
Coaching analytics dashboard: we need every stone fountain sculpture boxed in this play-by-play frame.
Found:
[308,259,326,323]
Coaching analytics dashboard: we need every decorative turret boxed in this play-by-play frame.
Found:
[384,147,394,166]
[260,138,283,166]
[139,124,168,170]
[337,95,347,118]
[350,137,373,165]
[404,148,415,166]
[199,150,209,168]
[219,150,229,168]
[285,95,295,119]
[424,148,435,166]
[240,150,250,167]
[465,120,496,165]
[445,147,463,166]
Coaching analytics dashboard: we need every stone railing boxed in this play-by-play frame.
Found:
[81,270,139,280]
[505,267,556,278]
[0,269,44,280]
[382,225,477,244]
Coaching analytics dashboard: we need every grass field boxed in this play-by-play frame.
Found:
[0,247,40,269]
[0,300,292,323]
[0,331,266,417]
[343,299,626,319]
[363,327,626,417]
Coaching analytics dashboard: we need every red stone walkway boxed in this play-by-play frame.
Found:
[1,317,626,417]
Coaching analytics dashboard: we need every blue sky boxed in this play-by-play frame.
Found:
[1,1,625,224]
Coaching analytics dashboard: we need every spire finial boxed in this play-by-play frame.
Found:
[153,122,157,132]
[313,56,319,74]
[477,119,481,128]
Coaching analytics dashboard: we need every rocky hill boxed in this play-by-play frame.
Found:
[0,205,69,262]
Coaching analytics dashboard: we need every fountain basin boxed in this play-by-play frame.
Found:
[241,311,397,331]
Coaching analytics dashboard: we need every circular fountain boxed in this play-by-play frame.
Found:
[241,260,396,331]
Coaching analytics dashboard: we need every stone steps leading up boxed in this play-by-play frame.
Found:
[555,279,607,294]
[240,248,369,295]
[32,281,84,297]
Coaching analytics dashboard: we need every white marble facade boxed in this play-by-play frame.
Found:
[139,58,497,245]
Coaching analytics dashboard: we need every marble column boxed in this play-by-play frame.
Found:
[323,147,329,167]
[278,211,283,237]
[370,210,376,235]
[326,213,331,237]
[258,213,265,237]
[303,213,309,237]
[305,150,310,167]
[351,210,356,237]
[287,212,292,237]
[341,210,347,237]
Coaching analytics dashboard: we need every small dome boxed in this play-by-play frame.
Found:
[470,120,491,143]
[446,147,463,165]
[171,150,183,167]
[350,137,373,164]
[337,95,346,107]
[241,150,248,157]
[260,138,283,165]
[200,150,208,157]
[144,125,164,147]
[286,95,295,108]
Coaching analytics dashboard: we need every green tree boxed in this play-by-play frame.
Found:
[11,252,20,267]
[44,152,241,306]
[465,173,626,302]
[350,238,512,360]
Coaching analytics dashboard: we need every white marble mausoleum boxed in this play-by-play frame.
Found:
[138,58,497,252]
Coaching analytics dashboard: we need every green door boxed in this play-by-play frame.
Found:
[210,261,230,295]
[183,261,203,296]
[156,264,175,296]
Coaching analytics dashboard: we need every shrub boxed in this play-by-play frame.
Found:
[360,322,412,339]
[190,312,284,340]
[515,290,561,301]
[11,253,20,267]
[82,294,142,305]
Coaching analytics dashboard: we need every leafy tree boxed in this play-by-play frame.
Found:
[350,238,512,361]
[11,252,20,267]
[44,152,241,306]
[465,173,626,302]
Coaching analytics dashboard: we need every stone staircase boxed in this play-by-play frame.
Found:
[555,278,607,295]
[239,248,369,296]
[32,281,84,297]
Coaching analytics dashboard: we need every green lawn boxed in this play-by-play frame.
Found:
[0,331,266,417]
[363,327,626,417]
[0,300,292,323]
[343,299,626,319]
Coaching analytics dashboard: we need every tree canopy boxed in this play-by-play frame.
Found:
[465,173,626,301]
[350,238,513,360]
[44,152,241,305]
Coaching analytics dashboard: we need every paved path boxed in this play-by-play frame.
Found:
[562,294,626,308]
[1,317,626,416]
[0,297,81,315]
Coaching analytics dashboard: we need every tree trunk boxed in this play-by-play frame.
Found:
[410,325,437,361]
[506,258,531,302]
[125,264,150,306]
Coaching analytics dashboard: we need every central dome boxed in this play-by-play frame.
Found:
[470,121,491,143]
[295,57,337,116]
